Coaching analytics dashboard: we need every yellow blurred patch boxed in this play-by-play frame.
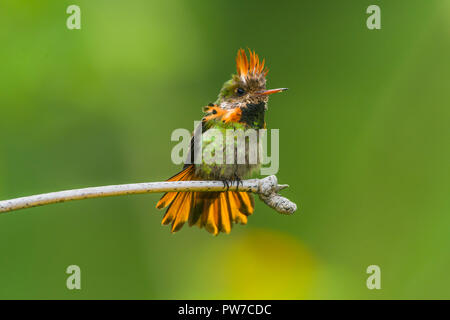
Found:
[221,229,317,299]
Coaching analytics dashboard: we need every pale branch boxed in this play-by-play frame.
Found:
[0,175,297,215]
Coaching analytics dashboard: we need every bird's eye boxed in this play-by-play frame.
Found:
[236,88,245,96]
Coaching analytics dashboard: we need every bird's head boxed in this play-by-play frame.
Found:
[215,49,287,109]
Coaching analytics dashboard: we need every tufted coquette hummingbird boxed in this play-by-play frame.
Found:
[156,49,287,235]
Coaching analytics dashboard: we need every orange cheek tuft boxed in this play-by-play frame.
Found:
[203,106,227,122]
[204,106,242,124]
[222,108,242,123]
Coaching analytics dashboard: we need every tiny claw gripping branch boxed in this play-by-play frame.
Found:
[256,175,297,214]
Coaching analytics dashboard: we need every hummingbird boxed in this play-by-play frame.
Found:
[156,49,287,235]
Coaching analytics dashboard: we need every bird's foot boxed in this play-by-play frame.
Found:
[221,179,230,191]
[222,175,243,191]
[231,174,243,190]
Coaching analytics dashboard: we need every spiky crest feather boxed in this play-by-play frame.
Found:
[236,48,269,79]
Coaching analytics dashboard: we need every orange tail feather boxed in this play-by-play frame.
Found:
[156,165,254,235]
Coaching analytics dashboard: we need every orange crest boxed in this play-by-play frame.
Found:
[235,48,269,78]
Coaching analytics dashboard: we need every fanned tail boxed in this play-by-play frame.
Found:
[156,165,254,235]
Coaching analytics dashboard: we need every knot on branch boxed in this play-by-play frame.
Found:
[256,175,297,215]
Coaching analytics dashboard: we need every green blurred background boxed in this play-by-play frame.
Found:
[0,0,449,299]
